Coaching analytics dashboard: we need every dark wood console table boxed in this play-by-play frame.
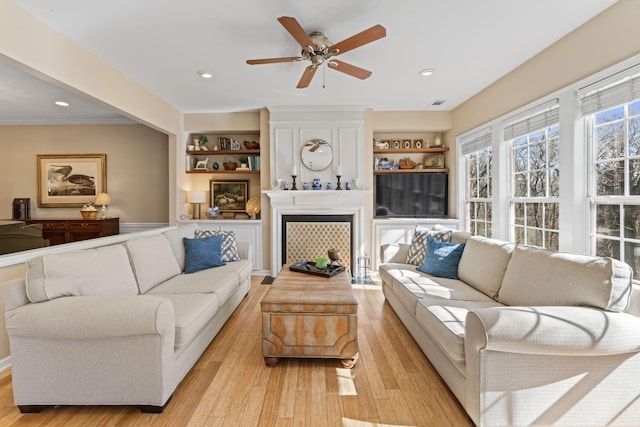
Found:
[27,218,119,246]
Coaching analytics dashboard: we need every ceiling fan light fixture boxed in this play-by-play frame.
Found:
[197,71,214,79]
[419,68,435,76]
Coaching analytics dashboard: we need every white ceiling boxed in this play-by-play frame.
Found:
[2,0,618,124]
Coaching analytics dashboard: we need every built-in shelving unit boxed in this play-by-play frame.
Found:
[186,133,261,174]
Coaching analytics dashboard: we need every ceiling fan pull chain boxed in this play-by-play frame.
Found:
[323,63,326,89]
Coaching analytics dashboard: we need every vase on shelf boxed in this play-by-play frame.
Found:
[312,178,322,190]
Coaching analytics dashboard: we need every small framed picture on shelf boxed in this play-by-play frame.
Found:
[424,154,445,168]
[392,139,401,149]
[210,180,248,213]
[403,139,412,149]
[381,139,390,149]
[413,139,423,149]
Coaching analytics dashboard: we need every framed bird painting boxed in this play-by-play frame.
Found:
[37,154,107,207]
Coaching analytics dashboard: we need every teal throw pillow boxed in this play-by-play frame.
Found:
[183,235,225,274]
[417,236,465,279]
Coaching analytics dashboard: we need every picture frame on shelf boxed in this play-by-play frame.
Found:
[392,139,401,149]
[380,139,390,149]
[403,139,412,149]
[413,139,423,149]
[36,153,107,207]
[424,154,445,168]
[210,179,248,213]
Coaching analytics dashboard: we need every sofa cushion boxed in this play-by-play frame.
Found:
[407,228,452,266]
[195,229,240,262]
[155,293,219,352]
[498,246,633,311]
[25,245,138,303]
[126,234,181,294]
[163,223,198,271]
[146,269,240,306]
[417,237,465,279]
[183,236,225,274]
[415,298,503,364]
[458,236,515,299]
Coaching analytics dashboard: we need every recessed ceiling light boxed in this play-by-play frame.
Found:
[197,71,213,79]
[54,101,69,107]
[419,68,435,76]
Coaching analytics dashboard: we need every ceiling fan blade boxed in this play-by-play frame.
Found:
[297,65,317,89]
[246,57,303,65]
[328,59,372,80]
[329,24,386,56]
[278,16,314,52]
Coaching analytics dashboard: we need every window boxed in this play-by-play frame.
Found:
[460,128,492,237]
[588,100,640,280]
[467,148,492,237]
[505,102,560,250]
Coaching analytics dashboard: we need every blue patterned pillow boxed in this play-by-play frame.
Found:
[183,236,225,274]
[417,237,465,279]
[194,229,240,262]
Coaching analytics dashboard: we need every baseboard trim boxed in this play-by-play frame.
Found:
[0,356,11,372]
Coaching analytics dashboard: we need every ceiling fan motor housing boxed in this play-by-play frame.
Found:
[302,31,334,64]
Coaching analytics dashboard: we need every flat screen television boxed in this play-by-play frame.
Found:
[375,172,448,218]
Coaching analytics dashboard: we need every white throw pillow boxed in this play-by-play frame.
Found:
[26,245,139,303]
[126,234,181,294]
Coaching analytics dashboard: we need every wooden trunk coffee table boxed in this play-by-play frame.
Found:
[261,265,358,368]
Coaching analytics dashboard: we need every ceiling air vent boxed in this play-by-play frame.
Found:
[432,100,446,106]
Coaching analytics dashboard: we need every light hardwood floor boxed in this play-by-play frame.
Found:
[0,276,472,427]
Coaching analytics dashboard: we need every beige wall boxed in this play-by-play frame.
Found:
[0,124,170,222]
[448,0,640,217]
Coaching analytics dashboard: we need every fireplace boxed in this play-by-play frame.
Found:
[265,190,370,277]
[282,214,353,273]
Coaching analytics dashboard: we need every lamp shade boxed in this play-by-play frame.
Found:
[95,192,111,206]
[187,190,206,204]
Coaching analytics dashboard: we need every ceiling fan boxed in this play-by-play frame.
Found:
[246,16,386,89]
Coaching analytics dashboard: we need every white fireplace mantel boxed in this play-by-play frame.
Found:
[264,190,372,277]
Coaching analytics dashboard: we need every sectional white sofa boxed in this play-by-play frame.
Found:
[2,223,251,413]
[379,231,640,426]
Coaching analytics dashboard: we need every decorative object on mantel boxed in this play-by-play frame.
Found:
[291,165,298,190]
[301,139,333,171]
[94,192,111,219]
[335,164,343,190]
[187,190,206,219]
[80,202,97,219]
[272,178,283,190]
[312,178,322,190]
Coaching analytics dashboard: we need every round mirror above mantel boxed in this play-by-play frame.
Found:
[301,139,333,171]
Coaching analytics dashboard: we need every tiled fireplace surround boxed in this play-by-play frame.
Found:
[264,106,370,277]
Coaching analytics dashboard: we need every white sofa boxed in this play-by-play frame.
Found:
[379,231,640,426]
[2,223,251,413]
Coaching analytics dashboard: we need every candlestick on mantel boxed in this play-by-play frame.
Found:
[291,165,298,176]
[335,165,342,176]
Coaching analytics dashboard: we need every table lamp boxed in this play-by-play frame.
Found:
[188,190,206,219]
[94,192,112,219]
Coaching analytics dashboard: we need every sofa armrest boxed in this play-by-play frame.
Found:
[237,241,251,262]
[380,243,410,264]
[2,279,30,312]
[5,295,175,341]
[466,306,640,356]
